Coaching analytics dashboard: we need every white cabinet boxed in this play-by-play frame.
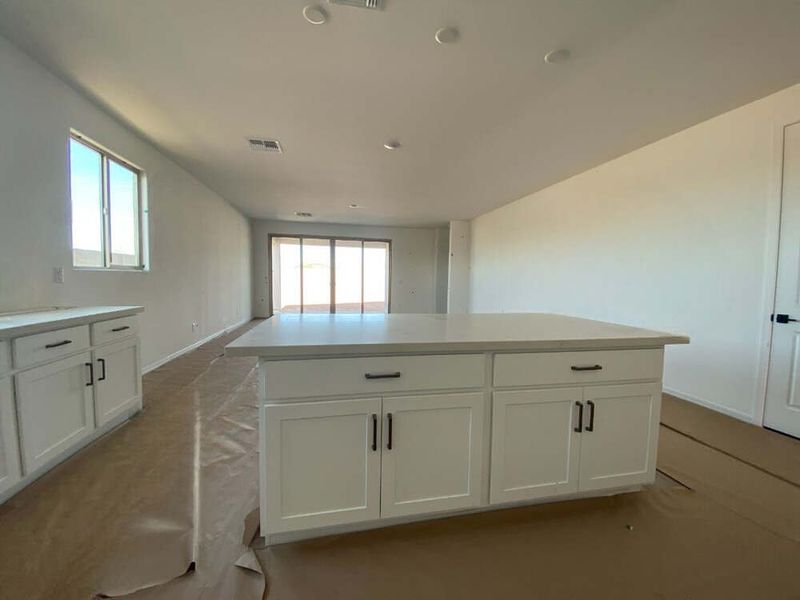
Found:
[0,377,22,495]
[490,388,582,504]
[263,398,382,534]
[381,393,484,518]
[15,352,95,473]
[93,339,141,426]
[578,383,660,492]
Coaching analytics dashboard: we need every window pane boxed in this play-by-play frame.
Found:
[70,139,104,267]
[272,237,301,313]
[109,160,140,266]
[363,241,389,313]
[302,239,331,313]
[335,240,363,313]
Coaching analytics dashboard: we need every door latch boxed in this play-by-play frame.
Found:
[772,313,799,324]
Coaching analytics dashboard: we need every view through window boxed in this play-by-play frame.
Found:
[271,236,390,314]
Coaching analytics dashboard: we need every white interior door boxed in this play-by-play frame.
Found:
[380,392,484,518]
[15,352,95,474]
[490,388,582,504]
[263,398,381,533]
[578,383,660,492]
[765,121,800,438]
[0,376,22,495]
[93,339,141,426]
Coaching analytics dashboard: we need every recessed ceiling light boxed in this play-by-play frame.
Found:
[544,48,571,64]
[348,203,362,209]
[303,5,328,25]
[295,211,313,217]
[383,140,401,150]
[435,27,460,44]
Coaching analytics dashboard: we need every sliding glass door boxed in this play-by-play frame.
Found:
[271,236,390,315]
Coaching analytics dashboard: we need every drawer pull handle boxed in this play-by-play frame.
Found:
[574,402,583,432]
[387,413,393,450]
[571,364,603,372]
[371,414,378,452]
[364,371,402,380]
[111,326,131,332]
[585,400,595,432]
[86,361,94,387]
[45,339,72,349]
[98,358,107,381]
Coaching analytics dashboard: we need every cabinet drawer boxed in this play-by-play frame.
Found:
[264,354,485,400]
[91,315,139,346]
[493,349,663,388]
[0,341,9,376]
[13,325,90,369]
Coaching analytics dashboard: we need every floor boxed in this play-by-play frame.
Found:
[1,321,798,599]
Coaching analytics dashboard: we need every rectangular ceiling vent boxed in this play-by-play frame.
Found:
[247,137,282,153]
[329,0,384,10]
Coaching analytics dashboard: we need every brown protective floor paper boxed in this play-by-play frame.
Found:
[662,393,800,486]
[0,321,266,600]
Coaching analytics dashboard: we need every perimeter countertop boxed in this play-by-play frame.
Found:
[225,313,689,359]
[0,306,144,338]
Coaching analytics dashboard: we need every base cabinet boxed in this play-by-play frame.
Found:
[93,339,141,426]
[15,353,95,474]
[263,392,484,534]
[0,377,22,495]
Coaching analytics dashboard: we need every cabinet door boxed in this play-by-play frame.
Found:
[15,352,95,474]
[381,393,484,518]
[0,377,22,495]
[263,398,381,533]
[94,339,141,426]
[578,383,661,492]
[490,388,582,504]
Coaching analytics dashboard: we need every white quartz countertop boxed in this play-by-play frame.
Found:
[0,306,144,338]
[225,313,689,359]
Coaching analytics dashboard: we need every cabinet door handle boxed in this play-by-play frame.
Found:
[387,413,393,450]
[97,358,107,381]
[371,414,378,452]
[574,402,583,432]
[365,371,402,380]
[585,400,595,432]
[86,362,94,386]
[111,325,131,332]
[571,364,603,371]
[46,339,72,349]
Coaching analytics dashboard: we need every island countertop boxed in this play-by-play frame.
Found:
[225,313,689,359]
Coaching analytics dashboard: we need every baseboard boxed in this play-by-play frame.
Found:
[663,386,756,424]
[143,317,252,374]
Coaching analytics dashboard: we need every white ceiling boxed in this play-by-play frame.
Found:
[1,0,799,226]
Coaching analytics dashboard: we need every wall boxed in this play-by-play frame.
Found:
[447,221,470,314]
[251,220,448,317]
[0,35,251,370]
[470,84,800,423]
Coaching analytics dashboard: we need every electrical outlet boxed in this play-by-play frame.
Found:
[192,321,199,332]
[53,267,64,284]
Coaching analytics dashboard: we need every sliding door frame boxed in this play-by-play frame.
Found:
[267,233,392,317]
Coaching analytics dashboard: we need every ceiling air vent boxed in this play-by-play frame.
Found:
[247,137,283,153]
[329,0,384,10]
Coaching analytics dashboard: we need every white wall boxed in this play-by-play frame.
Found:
[470,84,800,423]
[0,35,251,370]
[447,220,470,314]
[251,220,448,317]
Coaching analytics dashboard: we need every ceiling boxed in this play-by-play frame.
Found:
[1,0,799,226]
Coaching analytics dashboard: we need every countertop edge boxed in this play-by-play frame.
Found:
[225,335,690,359]
[0,306,144,339]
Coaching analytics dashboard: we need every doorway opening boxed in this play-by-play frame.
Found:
[269,235,391,315]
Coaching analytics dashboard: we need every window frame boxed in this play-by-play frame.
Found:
[267,234,392,316]
[69,131,148,271]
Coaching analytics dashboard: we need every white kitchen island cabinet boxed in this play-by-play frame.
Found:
[226,313,688,544]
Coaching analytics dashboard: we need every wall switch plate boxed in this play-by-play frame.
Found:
[53,267,64,284]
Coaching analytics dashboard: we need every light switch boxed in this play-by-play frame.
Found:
[53,267,65,284]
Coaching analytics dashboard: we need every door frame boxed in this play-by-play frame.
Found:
[757,116,800,427]
[266,233,393,317]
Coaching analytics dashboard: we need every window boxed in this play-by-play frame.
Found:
[270,236,391,314]
[69,133,147,269]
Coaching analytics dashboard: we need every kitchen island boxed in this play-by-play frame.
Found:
[226,313,688,544]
